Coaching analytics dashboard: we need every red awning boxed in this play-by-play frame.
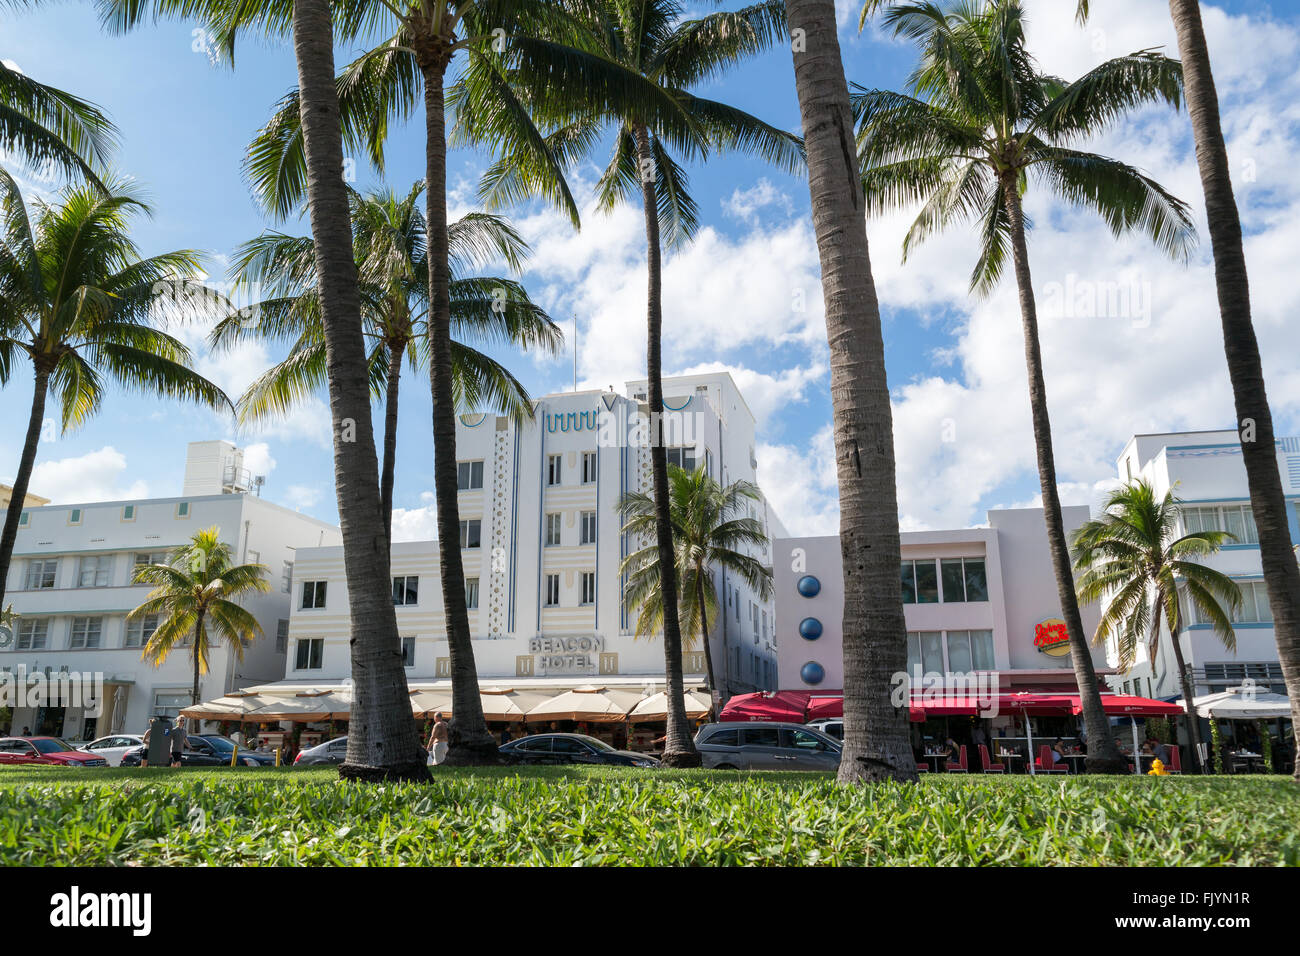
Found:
[719,691,812,722]
[1081,694,1184,717]
[805,695,925,723]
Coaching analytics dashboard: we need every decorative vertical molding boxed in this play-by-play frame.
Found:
[487,417,512,638]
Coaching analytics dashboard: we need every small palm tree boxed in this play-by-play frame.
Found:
[1072,480,1242,772]
[210,182,561,540]
[855,0,1194,774]
[0,58,115,186]
[619,466,774,714]
[0,173,229,610]
[130,527,271,706]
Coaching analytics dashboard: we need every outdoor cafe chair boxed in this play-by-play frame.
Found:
[1035,745,1068,774]
[916,762,929,773]
[946,745,969,773]
[1165,746,1182,774]
[978,744,1005,773]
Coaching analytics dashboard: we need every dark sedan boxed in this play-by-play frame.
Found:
[119,735,267,767]
[499,733,659,768]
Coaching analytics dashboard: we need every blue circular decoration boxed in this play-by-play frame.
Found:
[800,661,825,685]
[798,617,823,641]
[796,575,821,597]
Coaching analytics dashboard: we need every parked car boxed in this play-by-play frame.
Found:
[78,734,146,766]
[0,736,108,767]
[806,718,844,741]
[191,735,276,766]
[118,735,265,767]
[499,734,660,768]
[693,722,841,771]
[294,736,348,766]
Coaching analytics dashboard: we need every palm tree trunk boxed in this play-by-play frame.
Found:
[1169,0,1300,780]
[785,0,915,784]
[0,365,50,609]
[632,121,699,767]
[1167,619,1204,774]
[417,53,495,763]
[696,570,720,717]
[292,0,425,782]
[1002,184,1127,774]
[380,339,404,544]
[191,613,203,706]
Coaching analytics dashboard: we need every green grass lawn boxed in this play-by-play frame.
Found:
[2,765,1296,865]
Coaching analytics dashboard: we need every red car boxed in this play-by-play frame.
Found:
[0,737,108,767]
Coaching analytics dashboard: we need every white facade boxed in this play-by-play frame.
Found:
[277,372,784,696]
[1107,429,1300,699]
[1,441,341,740]
[775,507,1109,692]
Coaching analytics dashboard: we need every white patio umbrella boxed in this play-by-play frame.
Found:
[525,686,645,723]
[628,690,713,721]
[1180,688,1292,720]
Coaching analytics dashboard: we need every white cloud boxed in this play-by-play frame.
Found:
[284,483,322,511]
[721,179,793,225]
[26,447,149,504]
[757,426,841,536]
[674,360,827,429]
[240,442,276,479]
[390,491,440,543]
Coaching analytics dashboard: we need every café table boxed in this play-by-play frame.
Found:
[995,751,1024,773]
[922,751,948,773]
[1060,753,1088,774]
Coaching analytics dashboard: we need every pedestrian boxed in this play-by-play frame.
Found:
[20,726,30,737]
[498,724,512,746]
[170,716,187,767]
[141,722,152,768]
[427,712,449,765]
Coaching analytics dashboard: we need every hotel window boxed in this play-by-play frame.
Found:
[1193,580,1273,625]
[665,446,696,472]
[300,580,328,609]
[547,454,562,486]
[68,508,82,526]
[545,513,562,547]
[401,637,415,668]
[175,501,190,518]
[907,631,945,676]
[457,460,484,491]
[77,555,113,588]
[940,558,988,602]
[18,511,29,527]
[582,451,598,484]
[281,561,293,594]
[459,519,482,549]
[465,577,480,610]
[392,575,419,606]
[121,504,135,522]
[900,560,939,604]
[124,614,159,649]
[544,574,560,607]
[580,511,597,545]
[581,571,596,605]
[275,619,289,654]
[70,617,103,649]
[134,551,167,570]
[153,691,190,720]
[295,638,324,670]
[16,618,48,650]
[23,559,57,591]
[945,630,995,673]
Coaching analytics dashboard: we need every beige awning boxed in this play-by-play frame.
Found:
[180,693,284,722]
[252,689,352,721]
[524,686,645,723]
[628,690,713,722]
[409,687,553,721]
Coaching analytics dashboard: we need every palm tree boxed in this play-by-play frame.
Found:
[0,57,115,187]
[1076,0,1300,781]
[619,466,774,713]
[130,527,271,705]
[210,182,562,541]
[855,0,1196,773]
[97,0,436,779]
[0,173,229,610]
[1072,480,1242,772]
[490,0,800,766]
[782,0,917,784]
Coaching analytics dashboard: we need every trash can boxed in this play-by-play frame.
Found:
[147,715,173,766]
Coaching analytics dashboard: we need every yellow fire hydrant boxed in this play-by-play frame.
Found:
[1147,758,1168,776]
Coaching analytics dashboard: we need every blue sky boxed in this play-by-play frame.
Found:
[3,0,1299,539]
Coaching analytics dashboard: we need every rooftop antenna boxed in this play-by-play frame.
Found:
[573,312,579,392]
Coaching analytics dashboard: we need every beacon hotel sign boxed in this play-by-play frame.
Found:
[529,635,604,676]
